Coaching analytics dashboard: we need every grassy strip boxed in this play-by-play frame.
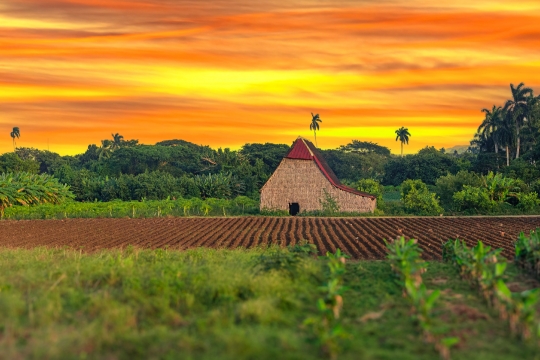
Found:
[0,247,538,359]
[2,197,260,219]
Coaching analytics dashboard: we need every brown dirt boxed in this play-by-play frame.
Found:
[446,304,489,321]
[2,216,540,259]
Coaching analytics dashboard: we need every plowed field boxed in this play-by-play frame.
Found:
[2,216,540,259]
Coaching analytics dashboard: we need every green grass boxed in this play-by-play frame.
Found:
[0,247,538,359]
[1,198,260,220]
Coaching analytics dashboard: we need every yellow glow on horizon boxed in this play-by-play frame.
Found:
[0,15,97,31]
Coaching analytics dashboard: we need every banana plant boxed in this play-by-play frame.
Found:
[495,280,540,339]
[404,278,441,333]
[0,172,74,217]
[445,237,540,341]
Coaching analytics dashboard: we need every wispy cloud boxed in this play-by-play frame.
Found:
[1,0,539,153]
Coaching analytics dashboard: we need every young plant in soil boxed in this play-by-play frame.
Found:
[386,236,458,359]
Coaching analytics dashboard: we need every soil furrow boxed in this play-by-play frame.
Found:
[3,216,540,258]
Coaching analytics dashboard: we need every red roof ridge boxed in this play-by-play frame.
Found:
[284,136,375,199]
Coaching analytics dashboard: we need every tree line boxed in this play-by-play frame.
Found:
[2,82,539,210]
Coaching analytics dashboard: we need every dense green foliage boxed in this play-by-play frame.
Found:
[440,171,538,214]
[435,171,483,207]
[357,179,384,209]
[0,152,40,173]
[400,179,443,216]
[383,146,467,186]
[0,172,73,217]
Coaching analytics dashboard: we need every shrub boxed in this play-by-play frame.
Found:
[357,179,384,209]
[530,179,540,197]
[401,180,443,215]
[319,189,340,215]
[401,179,428,198]
[452,186,492,212]
[517,192,540,212]
[435,171,482,208]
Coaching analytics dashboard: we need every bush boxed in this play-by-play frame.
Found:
[452,186,492,212]
[401,179,443,216]
[435,171,482,209]
[517,192,540,212]
[403,188,443,216]
[319,189,340,215]
[530,179,540,196]
[357,179,384,209]
[401,179,429,198]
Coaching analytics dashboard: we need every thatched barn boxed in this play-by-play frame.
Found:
[260,137,376,215]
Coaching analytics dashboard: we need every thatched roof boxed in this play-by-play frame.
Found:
[285,137,376,199]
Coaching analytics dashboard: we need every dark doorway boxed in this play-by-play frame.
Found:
[289,202,300,216]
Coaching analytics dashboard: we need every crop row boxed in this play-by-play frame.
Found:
[3,217,540,258]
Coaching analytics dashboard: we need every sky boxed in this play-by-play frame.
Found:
[1,0,540,155]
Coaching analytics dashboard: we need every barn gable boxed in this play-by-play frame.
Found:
[260,137,376,214]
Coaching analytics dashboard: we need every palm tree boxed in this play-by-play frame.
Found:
[497,113,514,167]
[96,139,113,160]
[522,95,540,151]
[309,113,322,146]
[111,133,124,151]
[504,83,533,159]
[10,127,20,152]
[395,127,411,157]
[478,105,504,153]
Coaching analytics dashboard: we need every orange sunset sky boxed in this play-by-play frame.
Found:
[2,0,540,155]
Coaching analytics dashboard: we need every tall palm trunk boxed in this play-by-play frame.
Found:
[506,146,510,166]
[313,130,317,147]
[494,142,498,154]
[401,142,403,157]
[516,125,520,159]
